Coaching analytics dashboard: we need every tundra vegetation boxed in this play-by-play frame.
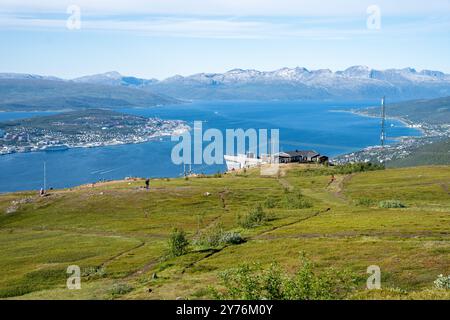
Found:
[0,164,449,299]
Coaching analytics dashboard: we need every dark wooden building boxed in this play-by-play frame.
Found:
[277,150,328,164]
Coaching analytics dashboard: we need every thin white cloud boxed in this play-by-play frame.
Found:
[1,0,449,39]
[1,13,449,40]
[1,0,450,16]
[0,15,371,40]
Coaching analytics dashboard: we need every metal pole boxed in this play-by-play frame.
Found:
[381,96,386,147]
[43,161,47,192]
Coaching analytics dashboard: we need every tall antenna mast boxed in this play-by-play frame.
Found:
[43,161,47,192]
[380,96,386,147]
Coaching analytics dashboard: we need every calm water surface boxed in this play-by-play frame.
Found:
[0,101,421,192]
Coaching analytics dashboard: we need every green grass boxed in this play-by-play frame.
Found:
[0,164,449,299]
[387,138,450,168]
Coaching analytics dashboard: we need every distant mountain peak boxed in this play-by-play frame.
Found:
[0,73,62,81]
[343,65,371,72]
[101,71,123,79]
[338,65,372,78]
[72,71,159,87]
[73,71,123,83]
[402,67,417,73]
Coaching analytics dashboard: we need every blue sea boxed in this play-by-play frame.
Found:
[0,100,422,193]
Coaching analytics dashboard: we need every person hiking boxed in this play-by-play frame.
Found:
[145,178,150,190]
[327,174,335,186]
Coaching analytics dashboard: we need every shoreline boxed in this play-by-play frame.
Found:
[331,109,449,164]
[0,126,190,156]
[332,109,427,136]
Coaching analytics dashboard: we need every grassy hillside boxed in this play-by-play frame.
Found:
[0,79,178,111]
[387,139,450,167]
[363,96,450,125]
[0,165,449,299]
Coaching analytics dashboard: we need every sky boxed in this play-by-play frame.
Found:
[1,0,450,79]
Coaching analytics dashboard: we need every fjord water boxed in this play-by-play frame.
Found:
[0,100,421,193]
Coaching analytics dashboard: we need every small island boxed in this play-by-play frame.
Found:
[0,109,189,155]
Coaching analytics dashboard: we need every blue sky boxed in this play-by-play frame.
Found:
[1,0,450,79]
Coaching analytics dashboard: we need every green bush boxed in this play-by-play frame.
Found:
[354,197,376,207]
[110,283,133,297]
[194,224,223,247]
[220,231,244,245]
[379,200,406,208]
[293,162,384,177]
[194,223,244,248]
[211,254,356,300]
[264,197,278,209]
[434,274,450,289]
[334,162,385,174]
[282,192,313,209]
[82,266,106,279]
[168,228,189,257]
[238,205,268,229]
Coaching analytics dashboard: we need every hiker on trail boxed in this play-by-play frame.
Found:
[145,178,150,190]
[327,174,336,186]
[39,188,45,196]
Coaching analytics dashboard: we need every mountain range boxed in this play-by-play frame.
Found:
[0,76,177,111]
[1,66,450,110]
[75,66,450,101]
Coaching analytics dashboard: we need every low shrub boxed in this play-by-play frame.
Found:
[110,283,133,297]
[168,228,189,257]
[264,197,278,209]
[334,162,385,174]
[434,274,450,289]
[238,205,268,229]
[292,162,384,177]
[194,223,244,248]
[282,192,313,209]
[379,200,406,208]
[82,266,106,279]
[211,254,357,300]
[220,231,244,245]
[194,224,223,247]
[354,198,376,207]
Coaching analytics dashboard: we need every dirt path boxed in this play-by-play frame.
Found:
[125,257,160,280]
[252,207,331,240]
[255,230,450,240]
[178,207,331,274]
[101,241,145,268]
[181,247,229,274]
[218,189,229,210]
[327,174,353,200]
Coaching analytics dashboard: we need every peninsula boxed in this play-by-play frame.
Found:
[0,109,189,155]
